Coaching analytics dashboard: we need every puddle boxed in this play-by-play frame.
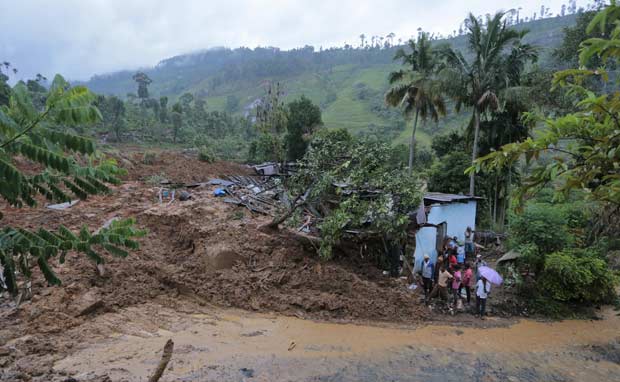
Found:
[55,307,620,381]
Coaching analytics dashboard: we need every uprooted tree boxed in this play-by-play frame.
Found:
[0,74,144,298]
[269,129,423,264]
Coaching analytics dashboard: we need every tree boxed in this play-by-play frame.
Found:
[428,151,471,194]
[171,102,182,144]
[285,96,322,161]
[132,71,152,100]
[179,92,194,113]
[359,34,366,48]
[97,95,126,141]
[0,72,10,107]
[0,75,143,296]
[0,62,16,107]
[439,12,537,196]
[285,130,423,261]
[475,2,620,208]
[253,83,288,163]
[225,94,240,113]
[159,96,168,123]
[386,33,446,176]
[553,10,608,69]
[108,96,126,141]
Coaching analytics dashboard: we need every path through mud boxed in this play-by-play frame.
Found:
[54,303,620,382]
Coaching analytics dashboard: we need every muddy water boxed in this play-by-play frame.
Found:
[55,306,620,382]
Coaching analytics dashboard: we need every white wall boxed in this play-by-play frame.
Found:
[413,200,477,271]
[413,226,438,271]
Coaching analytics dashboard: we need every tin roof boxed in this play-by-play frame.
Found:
[424,192,483,203]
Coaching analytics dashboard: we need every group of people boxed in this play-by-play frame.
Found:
[417,227,491,319]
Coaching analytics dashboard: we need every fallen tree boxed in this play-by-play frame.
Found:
[269,129,423,262]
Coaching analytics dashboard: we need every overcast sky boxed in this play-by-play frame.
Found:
[1,0,574,81]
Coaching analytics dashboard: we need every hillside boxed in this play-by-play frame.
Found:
[83,14,577,146]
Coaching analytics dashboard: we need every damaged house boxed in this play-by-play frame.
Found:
[412,193,481,271]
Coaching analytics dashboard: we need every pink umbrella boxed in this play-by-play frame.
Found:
[478,266,503,285]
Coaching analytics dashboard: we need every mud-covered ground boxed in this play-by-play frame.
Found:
[1,151,618,381]
[45,303,620,382]
[1,151,431,381]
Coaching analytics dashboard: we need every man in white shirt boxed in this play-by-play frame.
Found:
[475,276,491,319]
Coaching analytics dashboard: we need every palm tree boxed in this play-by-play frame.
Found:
[386,33,446,175]
[438,12,537,196]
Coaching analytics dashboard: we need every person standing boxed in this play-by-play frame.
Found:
[449,236,458,250]
[451,265,462,306]
[429,266,453,304]
[448,249,458,271]
[461,263,473,304]
[434,255,444,285]
[465,227,474,260]
[419,254,434,303]
[457,245,466,264]
[476,276,491,319]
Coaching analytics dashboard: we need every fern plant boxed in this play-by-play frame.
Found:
[0,74,144,295]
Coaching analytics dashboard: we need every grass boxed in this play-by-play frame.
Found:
[394,126,432,147]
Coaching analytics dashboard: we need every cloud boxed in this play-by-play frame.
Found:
[0,0,570,81]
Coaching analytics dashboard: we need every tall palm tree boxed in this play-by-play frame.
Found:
[439,12,537,196]
[386,33,446,175]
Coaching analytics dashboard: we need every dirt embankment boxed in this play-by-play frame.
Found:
[0,151,430,381]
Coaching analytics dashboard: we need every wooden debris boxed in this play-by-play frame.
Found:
[148,339,174,382]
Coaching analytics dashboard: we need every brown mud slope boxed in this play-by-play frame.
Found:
[0,151,427,381]
[115,148,253,182]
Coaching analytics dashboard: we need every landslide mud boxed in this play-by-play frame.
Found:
[2,151,618,381]
[0,152,429,381]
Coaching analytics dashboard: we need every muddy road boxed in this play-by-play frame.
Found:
[52,303,620,382]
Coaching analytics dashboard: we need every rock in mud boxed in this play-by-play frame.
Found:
[72,289,105,317]
[204,243,246,270]
[240,368,254,378]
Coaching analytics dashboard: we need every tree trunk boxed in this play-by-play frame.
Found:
[408,109,420,176]
[264,186,312,230]
[493,171,498,227]
[500,168,511,232]
[469,108,481,196]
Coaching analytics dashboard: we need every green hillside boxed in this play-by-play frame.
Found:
[82,14,577,146]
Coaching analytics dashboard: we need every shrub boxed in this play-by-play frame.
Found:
[508,203,572,256]
[142,151,157,165]
[145,173,168,185]
[248,132,284,163]
[198,146,217,163]
[192,133,209,148]
[539,248,617,304]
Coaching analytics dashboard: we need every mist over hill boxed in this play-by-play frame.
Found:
[82,14,577,145]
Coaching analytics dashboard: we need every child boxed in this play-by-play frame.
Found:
[448,249,458,271]
[451,265,462,306]
[461,263,473,304]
